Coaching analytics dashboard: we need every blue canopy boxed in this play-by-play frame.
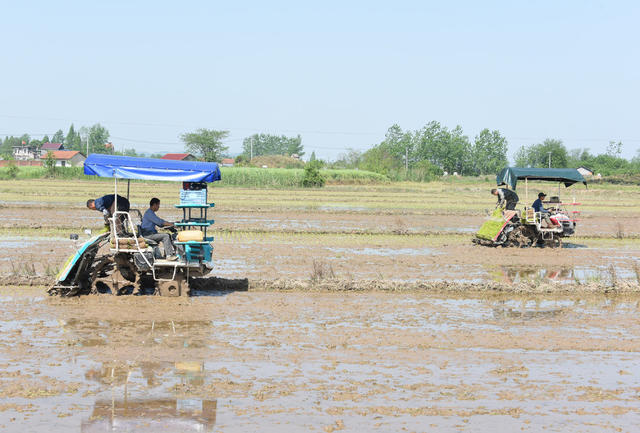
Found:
[84,154,221,182]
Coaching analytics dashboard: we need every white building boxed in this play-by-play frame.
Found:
[46,151,86,167]
[12,145,39,160]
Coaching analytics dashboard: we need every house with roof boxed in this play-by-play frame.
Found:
[40,142,65,158]
[221,158,234,167]
[161,153,197,161]
[12,145,39,160]
[47,151,86,167]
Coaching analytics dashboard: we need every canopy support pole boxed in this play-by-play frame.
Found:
[112,172,118,249]
[525,178,528,204]
[127,179,130,200]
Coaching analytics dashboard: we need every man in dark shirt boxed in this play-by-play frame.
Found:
[491,188,519,210]
[141,198,177,260]
[532,192,556,226]
[532,192,547,213]
[87,194,131,233]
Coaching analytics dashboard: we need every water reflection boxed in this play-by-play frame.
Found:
[82,361,216,432]
[488,265,634,284]
[81,398,217,432]
[489,266,576,283]
[492,306,566,320]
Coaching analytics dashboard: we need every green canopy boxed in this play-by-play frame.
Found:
[497,167,587,190]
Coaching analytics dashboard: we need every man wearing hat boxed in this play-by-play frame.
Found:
[532,192,555,226]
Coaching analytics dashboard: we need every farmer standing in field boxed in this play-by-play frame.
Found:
[491,188,519,210]
[87,194,131,233]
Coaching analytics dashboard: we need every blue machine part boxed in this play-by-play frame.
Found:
[84,154,221,183]
[56,234,108,282]
[182,242,213,263]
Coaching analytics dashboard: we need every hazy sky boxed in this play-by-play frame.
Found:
[1,0,638,160]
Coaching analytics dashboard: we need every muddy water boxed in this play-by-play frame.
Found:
[0,288,638,432]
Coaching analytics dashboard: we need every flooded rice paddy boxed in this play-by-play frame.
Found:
[0,179,639,431]
[1,289,639,432]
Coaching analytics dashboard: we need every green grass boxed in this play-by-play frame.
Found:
[0,165,388,187]
[1,176,639,216]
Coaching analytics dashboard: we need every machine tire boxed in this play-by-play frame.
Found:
[156,271,189,297]
[505,225,533,248]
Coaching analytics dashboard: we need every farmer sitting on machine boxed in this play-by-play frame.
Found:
[532,192,558,227]
[141,197,178,261]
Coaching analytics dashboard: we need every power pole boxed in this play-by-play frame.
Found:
[548,152,552,168]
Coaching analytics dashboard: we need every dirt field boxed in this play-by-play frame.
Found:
[0,178,639,432]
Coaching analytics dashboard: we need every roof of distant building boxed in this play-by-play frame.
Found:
[221,158,235,164]
[41,143,63,150]
[162,153,194,160]
[50,150,83,160]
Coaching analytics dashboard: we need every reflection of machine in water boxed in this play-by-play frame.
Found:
[81,398,217,433]
[82,361,216,433]
[489,266,576,284]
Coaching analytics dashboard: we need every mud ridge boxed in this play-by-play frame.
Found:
[5,275,640,295]
[246,278,640,294]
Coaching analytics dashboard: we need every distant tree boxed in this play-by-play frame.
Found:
[6,161,18,179]
[380,124,414,169]
[1,136,22,157]
[413,122,472,174]
[514,139,568,168]
[44,151,56,175]
[469,129,508,175]
[180,129,229,162]
[115,148,138,157]
[52,129,65,144]
[332,148,362,169]
[65,124,82,151]
[241,133,304,158]
[234,154,249,166]
[88,124,111,154]
[360,145,399,176]
[302,160,325,187]
[606,140,623,158]
[309,151,316,162]
[42,135,51,144]
[567,148,593,167]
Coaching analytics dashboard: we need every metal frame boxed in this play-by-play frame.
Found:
[107,175,206,286]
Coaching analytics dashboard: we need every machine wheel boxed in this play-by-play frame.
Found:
[156,270,189,297]
[92,269,136,295]
[505,226,533,248]
[545,237,562,248]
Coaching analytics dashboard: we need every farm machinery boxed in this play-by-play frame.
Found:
[48,154,221,297]
[473,167,586,248]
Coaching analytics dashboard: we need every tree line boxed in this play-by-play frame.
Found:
[3,122,639,180]
[328,122,509,181]
[514,138,640,176]
[179,129,305,163]
[0,123,137,158]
